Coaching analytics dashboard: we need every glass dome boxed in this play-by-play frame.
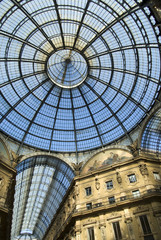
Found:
[0,0,161,152]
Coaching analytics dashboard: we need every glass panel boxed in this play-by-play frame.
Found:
[128,174,137,183]
[88,227,95,240]
[0,0,160,153]
[86,203,92,210]
[132,190,140,198]
[85,187,92,196]
[108,196,115,204]
[153,172,160,180]
[139,215,154,240]
[112,221,122,240]
[106,180,113,190]
[11,156,75,240]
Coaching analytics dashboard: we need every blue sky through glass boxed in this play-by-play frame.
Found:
[0,0,161,152]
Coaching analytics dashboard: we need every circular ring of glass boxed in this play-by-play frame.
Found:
[47,50,88,88]
[0,0,161,153]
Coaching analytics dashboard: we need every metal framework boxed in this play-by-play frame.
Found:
[141,109,161,154]
[11,155,75,240]
[0,0,161,153]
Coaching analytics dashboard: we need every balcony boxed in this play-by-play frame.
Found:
[74,188,161,215]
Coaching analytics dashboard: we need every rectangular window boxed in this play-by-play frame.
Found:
[153,172,160,180]
[132,190,140,198]
[139,215,154,240]
[109,196,115,204]
[106,180,113,189]
[86,202,92,210]
[87,227,95,240]
[85,187,92,196]
[128,174,137,183]
[112,221,122,240]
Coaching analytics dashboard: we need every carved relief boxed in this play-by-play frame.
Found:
[75,184,79,198]
[95,178,100,190]
[127,139,138,157]
[139,164,148,176]
[116,172,122,184]
[99,223,106,240]
[71,162,83,175]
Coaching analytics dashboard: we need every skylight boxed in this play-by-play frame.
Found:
[11,156,75,240]
[141,109,161,154]
[0,0,161,152]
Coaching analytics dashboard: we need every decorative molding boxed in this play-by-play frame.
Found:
[127,139,139,157]
[71,162,83,175]
[139,164,149,176]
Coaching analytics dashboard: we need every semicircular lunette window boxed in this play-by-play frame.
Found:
[141,108,161,154]
[11,156,75,240]
[0,0,161,152]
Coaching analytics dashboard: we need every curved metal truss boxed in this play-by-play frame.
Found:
[0,0,161,152]
[141,108,161,154]
[11,155,75,240]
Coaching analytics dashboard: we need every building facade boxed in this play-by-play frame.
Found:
[44,148,161,240]
[0,0,161,239]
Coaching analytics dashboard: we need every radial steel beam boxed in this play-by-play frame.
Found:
[89,74,147,112]
[80,5,139,54]
[0,70,46,88]
[16,84,55,154]
[84,81,133,144]
[53,0,65,48]
[49,88,62,152]
[0,78,48,123]
[70,89,78,160]
[78,86,104,147]
[0,58,46,64]
[73,0,91,49]
[10,0,56,51]
[0,30,49,56]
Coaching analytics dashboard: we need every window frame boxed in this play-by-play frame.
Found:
[86,202,92,210]
[112,221,122,240]
[85,186,92,196]
[87,227,95,240]
[139,215,154,240]
[106,180,113,190]
[128,174,137,183]
[153,172,160,180]
[108,196,115,204]
[132,189,140,198]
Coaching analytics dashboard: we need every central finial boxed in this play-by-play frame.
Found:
[65,58,71,64]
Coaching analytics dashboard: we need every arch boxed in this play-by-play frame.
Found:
[138,102,161,155]
[81,146,133,174]
[19,151,74,168]
[11,155,75,240]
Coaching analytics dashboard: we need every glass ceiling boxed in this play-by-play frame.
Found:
[11,156,75,240]
[141,109,161,154]
[0,0,161,152]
